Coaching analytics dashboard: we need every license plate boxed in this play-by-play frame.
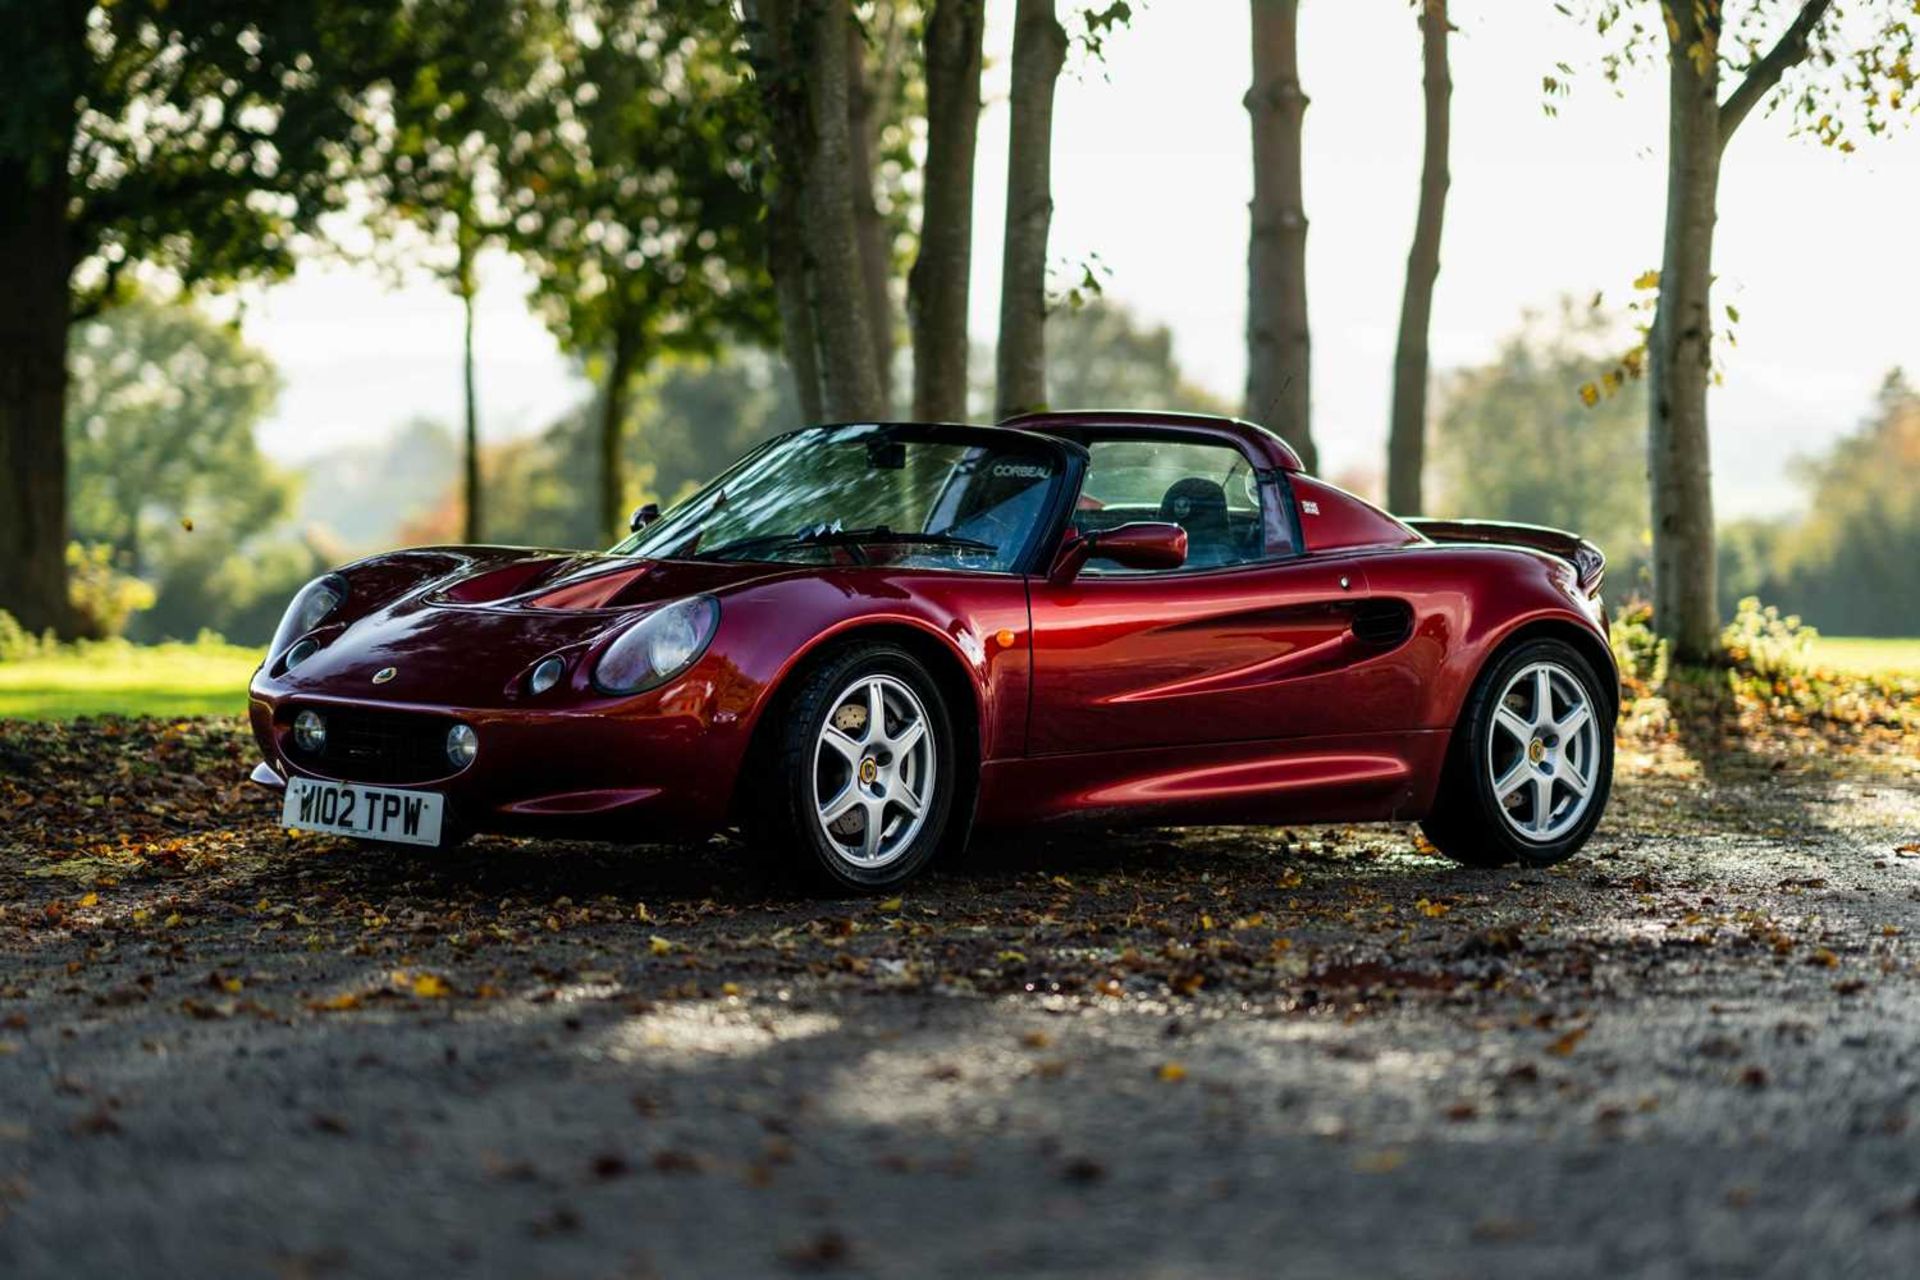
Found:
[282,777,445,847]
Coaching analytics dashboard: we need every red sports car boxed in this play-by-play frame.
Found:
[248,411,1615,891]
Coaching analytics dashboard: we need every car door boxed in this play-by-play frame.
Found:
[1025,435,1391,756]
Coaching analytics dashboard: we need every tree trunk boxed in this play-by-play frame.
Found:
[1648,9,1724,663]
[0,157,75,637]
[995,0,1067,420]
[598,325,639,544]
[910,0,985,422]
[1386,0,1449,517]
[797,2,884,422]
[457,238,483,544]
[745,0,884,423]
[1243,0,1314,471]
[743,0,824,423]
[771,223,825,423]
[847,18,896,411]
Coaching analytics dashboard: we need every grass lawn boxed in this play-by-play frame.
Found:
[0,642,263,720]
[1808,635,1920,679]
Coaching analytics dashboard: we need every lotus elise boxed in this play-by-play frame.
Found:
[248,411,1616,890]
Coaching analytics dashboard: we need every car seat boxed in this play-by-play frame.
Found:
[1158,478,1231,567]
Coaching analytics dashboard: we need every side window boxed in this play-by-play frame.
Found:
[1076,438,1289,572]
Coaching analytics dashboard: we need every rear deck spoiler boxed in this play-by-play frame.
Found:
[1405,519,1606,597]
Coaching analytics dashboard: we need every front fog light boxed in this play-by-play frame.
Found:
[293,710,327,754]
[446,723,478,769]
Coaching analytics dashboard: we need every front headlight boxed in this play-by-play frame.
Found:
[592,596,720,695]
[271,574,348,657]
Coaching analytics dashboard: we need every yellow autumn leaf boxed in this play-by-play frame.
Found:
[1632,269,1661,290]
[1547,1026,1588,1056]
[180,516,194,532]
[412,974,450,999]
[1416,898,1451,918]
[721,982,742,997]
[650,935,674,956]
[877,897,903,913]
[1156,1061,1188,1083]
[633,902,654,923]
[1578,382,1600,408]
[311,993,362,1012]
[80,892,99,908]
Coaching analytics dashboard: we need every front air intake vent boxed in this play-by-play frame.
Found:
[1352,600,1413,648]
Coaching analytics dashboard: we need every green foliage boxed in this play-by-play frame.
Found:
[1030,299,1235,418]
[1431,303,1648,577]
[65,542,156,640]
[1721,596,1818,680]
[67,296,290,572]
[509,0,777,374]
[0,0,424,315]
[133,535,329,647]
[1564,1,1918,147]
[1766,371,1920,636]
[0,611,53,663]
[1609,599,1669,695]
[349,0,557,321]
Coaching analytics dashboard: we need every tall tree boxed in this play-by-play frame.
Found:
[1570,0,1916,661]
[357,0,545,544]
[0,0,412,635]
[1244,0,1314,470]
[512,0,776,541]
[995,0,1068,419]
[1385,0,1451,515]
[909,0,986,421]
[743,0,887,423]
[847,5,909,409]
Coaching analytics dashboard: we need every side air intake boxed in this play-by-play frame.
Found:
[1351,600,1413,648]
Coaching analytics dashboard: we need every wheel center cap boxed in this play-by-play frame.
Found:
[859,756,879,785]
[1528,738,1547,765]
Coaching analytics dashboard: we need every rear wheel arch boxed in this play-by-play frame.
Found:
[1465,617,1619,727]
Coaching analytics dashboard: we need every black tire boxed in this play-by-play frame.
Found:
[759,642,961,893]
[1421,637,1614,869]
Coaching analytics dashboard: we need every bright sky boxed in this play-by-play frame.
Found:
[241,0,1920,518]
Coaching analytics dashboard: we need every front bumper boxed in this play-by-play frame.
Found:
[247,675,748,841]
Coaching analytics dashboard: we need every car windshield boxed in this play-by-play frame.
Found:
[612,424,1066,574]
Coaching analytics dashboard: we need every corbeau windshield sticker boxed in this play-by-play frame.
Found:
[991,462,1051,479]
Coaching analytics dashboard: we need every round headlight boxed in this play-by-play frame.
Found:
[446,723,478,769]
[593,596,720,695]
[271,574,348,658]
[285,637,319,671]
[293,710,327,754]
[528,656,566,696]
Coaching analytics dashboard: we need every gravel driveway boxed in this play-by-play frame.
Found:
[2,712,1918,1278]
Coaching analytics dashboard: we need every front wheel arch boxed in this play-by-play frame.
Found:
[731,623,982,843]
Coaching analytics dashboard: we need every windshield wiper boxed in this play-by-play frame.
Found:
[704,525,997,563]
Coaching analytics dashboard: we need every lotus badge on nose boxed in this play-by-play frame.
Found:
[372,667,397,685]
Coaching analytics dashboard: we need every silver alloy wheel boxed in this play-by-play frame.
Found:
[1486,660,1601,843]
[812,673,937,869]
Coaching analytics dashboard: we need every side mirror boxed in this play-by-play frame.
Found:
[629,502,662,533]
[1049,521,1188,584]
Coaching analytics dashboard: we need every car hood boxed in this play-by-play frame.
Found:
[272,547,794,706]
